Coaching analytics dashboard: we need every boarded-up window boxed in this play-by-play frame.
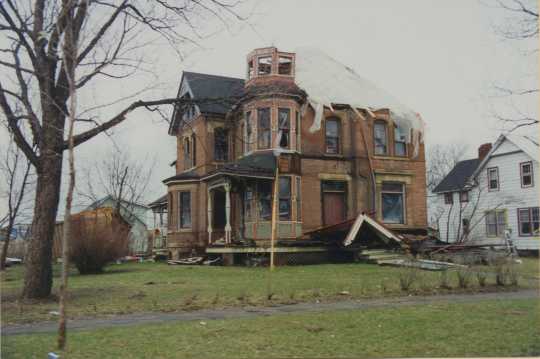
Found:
[278,108,290,149]
[214,128,228,161]
[325,118,340,154]
[381,182,405,224]
[258,108,271,149]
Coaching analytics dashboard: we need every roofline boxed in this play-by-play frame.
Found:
[469,134,507,181]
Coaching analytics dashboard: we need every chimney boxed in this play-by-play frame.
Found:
[478,143,492,161]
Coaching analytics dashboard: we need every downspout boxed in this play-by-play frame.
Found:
[351,107,377,216]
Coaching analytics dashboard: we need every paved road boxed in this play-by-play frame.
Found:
[2,289,538,336]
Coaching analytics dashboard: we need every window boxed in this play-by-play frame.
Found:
[278,108,290,149]
[520,162,533,187]
[487,167,499,191]
[518,207,539,236]
[296,177,301,221]
[214,128,228,161]
[381,182,405,224]
[278,56,293,75]
[244,186,254,221]
[374,121,388,155]
[183,137,191,169]
[258,181,272,220]
[257,108,271,149]
[459,191,469,203]
[168,192,174,229]
[178,191,191,229]
[444,192,453,205]
[295,111,301,151]
[257,56,272,75]
[394,126,407,156]
[279,177,292,220]
[485,210,506,237]
[325,118,340,154]
[244,111,253,153]
[247,59,254,79]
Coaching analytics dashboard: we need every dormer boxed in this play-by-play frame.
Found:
[246,47,295,85]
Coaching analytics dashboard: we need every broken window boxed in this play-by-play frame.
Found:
[278,56,293,75]
[258,181,272,220]
[325,117,340,154]
[374,121,388,155]
[214,128,228,161]
[278,108,290,149]
[520,162,533,187]
[279,177,291,220]
[486,210,506,237]
[518,207,539,236]
[257,56,272,75]
[247,59,255,79]
[487,167,499,191]
[179,191,191,228]
[381,182,405,224]
[257,108,271,149]
[394,126,407,156]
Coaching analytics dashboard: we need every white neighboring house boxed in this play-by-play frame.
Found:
[433,132,539,250]
[86,195,152,254]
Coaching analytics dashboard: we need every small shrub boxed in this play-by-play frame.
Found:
[476,270,487,287]
[399,261,419,291]
[456,268,472,288]
[507,262,519,286]
[69,211,129,274]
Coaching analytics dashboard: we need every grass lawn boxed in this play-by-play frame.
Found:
[2,258,538,325]
[3,299,539,358]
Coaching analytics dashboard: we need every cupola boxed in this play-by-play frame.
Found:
[246,47,295,85]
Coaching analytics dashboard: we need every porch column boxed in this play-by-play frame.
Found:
[224,183,232,244]
[207,189,213,244]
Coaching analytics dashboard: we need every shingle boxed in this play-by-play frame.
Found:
[433,158,480,193]
[184,72,244,115]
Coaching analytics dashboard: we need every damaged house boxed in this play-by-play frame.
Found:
[162,47,427,262]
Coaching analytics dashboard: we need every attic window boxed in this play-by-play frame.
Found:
[278,56,292,75]
[258,56,272,75]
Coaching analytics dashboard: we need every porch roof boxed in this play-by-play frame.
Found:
[202,152,276,181]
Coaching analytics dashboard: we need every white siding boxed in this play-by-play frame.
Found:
[437,139,539,250]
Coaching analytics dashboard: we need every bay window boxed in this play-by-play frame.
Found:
[178,191,191,229]
[257,108,271,149]
[278,108,290,149]
[279,177,291,220]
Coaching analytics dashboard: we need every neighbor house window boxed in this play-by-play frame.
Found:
[279,177,292,220]
[459,191,469,203]
[374,121,388,155]
[258,181,272,220]
[325,117,340,154]
[214,128,228,161]
[257,108,271,149]
[381,182,405,224]
[394,126,407,156]
[257,56,272,75]
[444,192,453,205]
[485,210,506,237]
[278,56,293,75]
[244,111,253,153]
[487,167,499,191]
[518,207,539,236]
[520,161,533,188]
[278,108,290,149]
[178,191,191,229]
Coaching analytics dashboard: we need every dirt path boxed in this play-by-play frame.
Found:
[2,289,538,336]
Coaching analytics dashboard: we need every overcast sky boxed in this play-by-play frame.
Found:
[1,0,538,217]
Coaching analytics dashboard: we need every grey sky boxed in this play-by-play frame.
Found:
[1,0,538,217]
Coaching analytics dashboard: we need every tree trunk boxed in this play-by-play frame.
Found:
[22,153,63,299]
[0,222,14,270]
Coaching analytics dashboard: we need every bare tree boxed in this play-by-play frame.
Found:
[0,133,33,270]
[0,0,244,299]
[490,0,538,131]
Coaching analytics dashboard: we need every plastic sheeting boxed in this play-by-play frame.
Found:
[294,47,425,157]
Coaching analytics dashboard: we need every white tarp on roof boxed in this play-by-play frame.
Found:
[294,47,425,156]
